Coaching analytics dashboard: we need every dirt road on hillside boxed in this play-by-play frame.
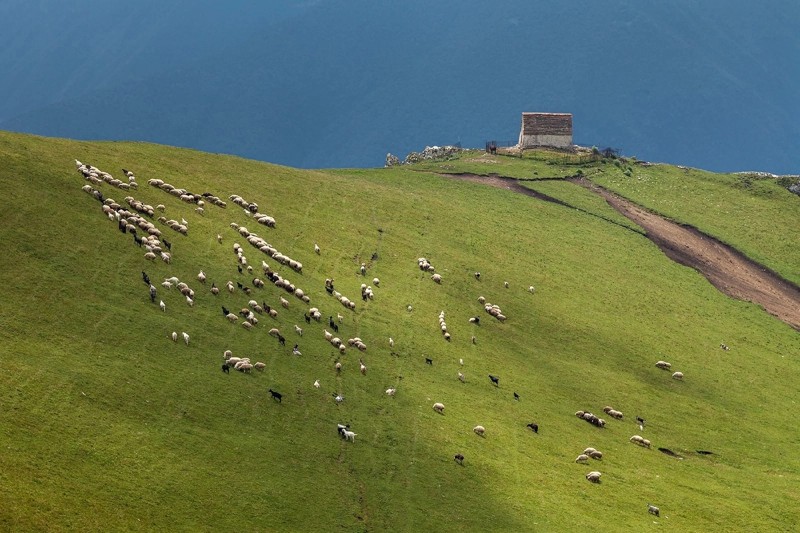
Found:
[440,173,800,331]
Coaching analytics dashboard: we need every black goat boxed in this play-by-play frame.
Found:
[142,271,150,285]
[329,316,335,328]
[162,239,172,251]
[221,363,230,374]
[332,323,339,333]
[268,389,282,402]
[489,374,500,386]
[134,234,142,247]
[222,306,230,317]
[454,453,465,465]
[236,282,243,290]
[277,334,286,346]
[526,423,539,434]
[237,265,243,274]
[513,392,520,401]
[304,313,311,324]
[425,358,433,365]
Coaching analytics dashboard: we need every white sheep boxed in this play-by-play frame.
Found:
[254,362,266,371]
[313,380,320,389]
[372,277,380,287]
[458,372,465,383]
[171,331,178,342]
[433,402,445,414]
[314,243,320,254]
[182,332,190,346]
[588,450,603,460]
[385,387,396,396]
[197,271,206,283]
[389,337,394,348]
[655,360,672,370]
[672,371,684,380]
[431,273,442,284]
[528,286,536,293]
[473,425,486,437]
[575,454,590,464]
[280,297,289,309]
[585,471,602,483]
[223,350,233,359]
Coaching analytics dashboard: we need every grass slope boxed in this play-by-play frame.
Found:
[1,132,799,532]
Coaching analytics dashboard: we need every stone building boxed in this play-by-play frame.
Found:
[518,112,573,149]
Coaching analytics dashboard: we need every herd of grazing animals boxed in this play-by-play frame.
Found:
[74,157,698,520]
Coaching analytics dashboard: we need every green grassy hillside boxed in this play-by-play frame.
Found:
[1,132,798,532]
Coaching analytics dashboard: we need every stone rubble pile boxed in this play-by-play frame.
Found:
[385,145,462,167]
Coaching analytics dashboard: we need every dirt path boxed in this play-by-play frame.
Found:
[440,173,800,331]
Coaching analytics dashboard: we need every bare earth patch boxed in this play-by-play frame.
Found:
[441,173,800,331]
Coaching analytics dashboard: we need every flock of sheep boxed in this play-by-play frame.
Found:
[75,157,688,521]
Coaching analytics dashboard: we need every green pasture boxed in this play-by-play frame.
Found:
[0,132,798,532]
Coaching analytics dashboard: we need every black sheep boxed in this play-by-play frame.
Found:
[221,363,230,374]
[526,423,539,434]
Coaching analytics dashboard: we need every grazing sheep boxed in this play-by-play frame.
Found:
[431,273,442,284]
[280,297,289,309]
[672,371,684,380]
[433,402,445,414]
[171,331,178,342]
[197,270,206,283]
[648,504,660,517]
[473,425,485,437]
[528,286,536,293]
[335,362,342,373]
[478,296,486,304]
[360,263,366,276]
[655,360,672,370]
[385,387,396,396]
[314,243,320,254]
[372,277,380,287]
[269,328,281,337]
[583,447,597,455]
[526,423,539,433]
[458,372,465,383]
[720,343,730,351]
[254,362,266,371]
[454,453,464,466]
[588,450,603,460]
[242,321,253,330]
[226,313,238,322]
[181,332,190,346]
[585,471,602,483]
[359,359,367,375]
[504,281,509,288]
[630,435,651,448]
[575,454,590,464]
